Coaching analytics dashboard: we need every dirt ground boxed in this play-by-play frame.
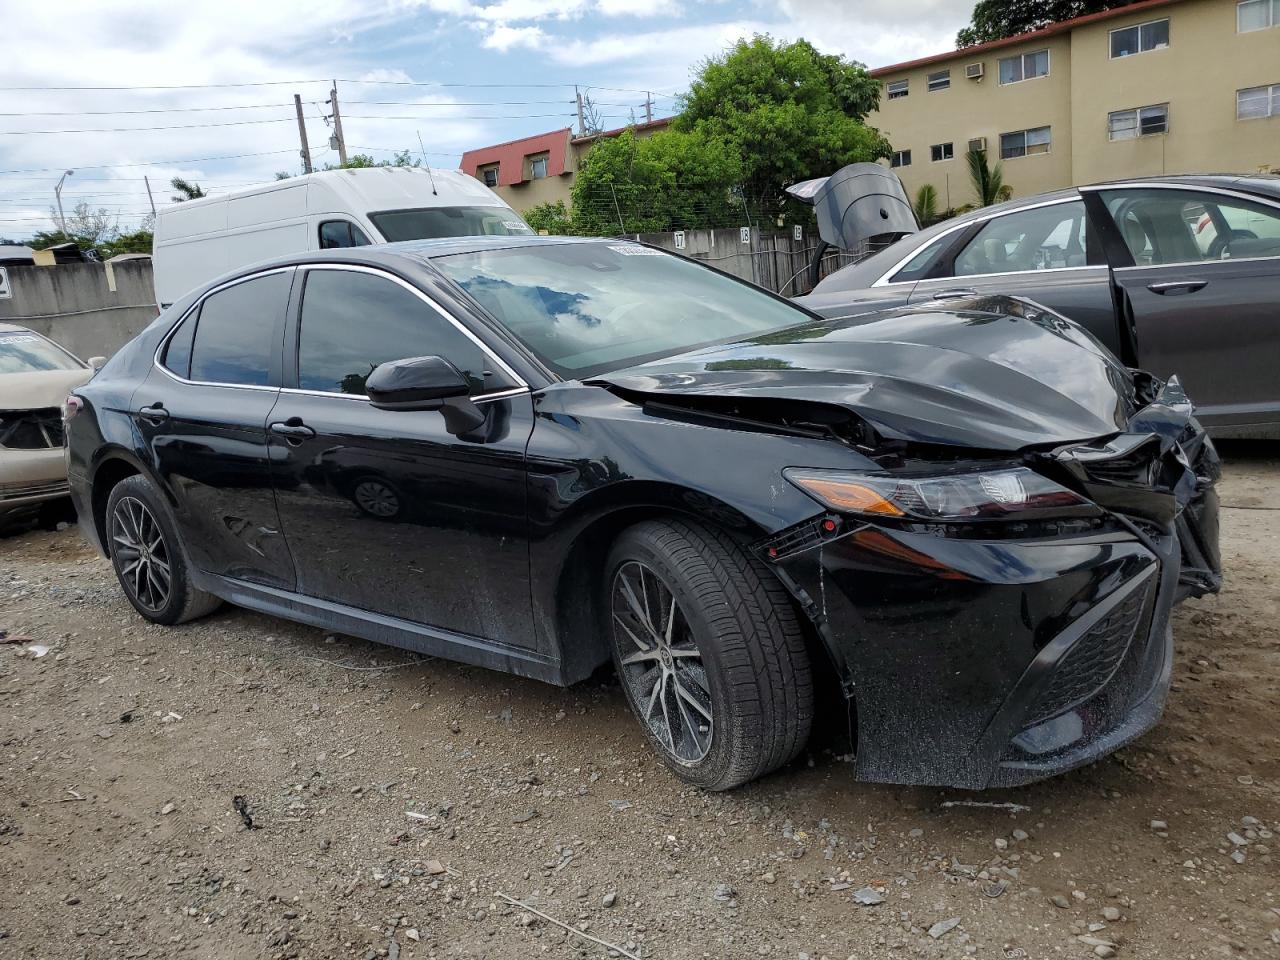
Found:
[1,444,1277,960]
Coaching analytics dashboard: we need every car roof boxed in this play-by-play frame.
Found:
[0,322,34,334]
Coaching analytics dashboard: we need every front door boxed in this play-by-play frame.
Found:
[1094,186,1280,433]
[135,269,296,588]
[267,265,538,647]
[908,197,1124,357]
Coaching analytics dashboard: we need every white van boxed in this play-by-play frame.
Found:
[151,167,532,307]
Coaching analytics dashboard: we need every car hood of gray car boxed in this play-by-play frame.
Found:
[594,296,1138,451]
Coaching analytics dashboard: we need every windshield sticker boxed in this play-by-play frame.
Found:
[608,245,663,256]
[504,221,534,233]
[0,334,41,344]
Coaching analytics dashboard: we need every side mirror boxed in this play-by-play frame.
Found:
[366,355,486,435]
[87,356,107,370]
[366,356,470,410]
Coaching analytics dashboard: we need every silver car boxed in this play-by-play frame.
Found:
[798,174,1280,439]
[0,324,98,523]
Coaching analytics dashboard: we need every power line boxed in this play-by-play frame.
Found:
[0,150,297,174]
[0,78,682,97]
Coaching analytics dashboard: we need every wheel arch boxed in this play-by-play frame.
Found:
[546,481,786,685]
[86,447,159,556]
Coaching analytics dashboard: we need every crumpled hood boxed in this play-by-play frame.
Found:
[0,368,93,411]
[595,296,1138,451]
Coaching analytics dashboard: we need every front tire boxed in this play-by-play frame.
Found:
[105,474,221,625]
[606,519,813,790]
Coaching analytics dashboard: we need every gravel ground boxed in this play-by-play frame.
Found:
[1,443,1277,960]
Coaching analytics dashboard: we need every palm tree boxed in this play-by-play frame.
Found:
[966,150,1007,207]
[912,184,939,225]
[170,177,207,203]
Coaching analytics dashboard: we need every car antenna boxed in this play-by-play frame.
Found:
[417,131,438,196]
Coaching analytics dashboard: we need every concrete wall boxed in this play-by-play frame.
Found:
[0,261,159,360]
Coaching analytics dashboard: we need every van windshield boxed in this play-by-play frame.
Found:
[370,207,534,241]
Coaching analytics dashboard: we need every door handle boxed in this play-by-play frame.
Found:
[269,418,316,440]
[138,403,169,424]
[1147,280,1208,296]
[931,288,979,300]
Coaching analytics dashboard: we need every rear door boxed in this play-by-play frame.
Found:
[907,197,1124,356]
[136,268,296,588]
[1092,186,1280,433]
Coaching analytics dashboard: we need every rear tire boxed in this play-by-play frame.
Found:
[105,474,221,625]
[605,518,812,790]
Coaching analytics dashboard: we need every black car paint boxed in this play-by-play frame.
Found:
[801,175,1280,437]
[67,240,1221,790]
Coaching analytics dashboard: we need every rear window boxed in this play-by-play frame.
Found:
[188,272,291,386]
[0,331,83,373]
[370,207,533,241]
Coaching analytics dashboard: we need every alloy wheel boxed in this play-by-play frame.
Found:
[612,560,714,764]
[110,496,172,612]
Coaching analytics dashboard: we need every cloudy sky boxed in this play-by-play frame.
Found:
[0,1,972,240]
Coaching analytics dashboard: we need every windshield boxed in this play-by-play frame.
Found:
[0,331,83,373]
[370,206,534,241]
[433,242,811,378]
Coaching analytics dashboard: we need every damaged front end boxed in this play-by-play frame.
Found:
[755,374,1220,789]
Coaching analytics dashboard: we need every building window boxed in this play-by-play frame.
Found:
[1108,104,1170,139]
[998,49,1050,84]
[886,79,909,99]
[480,165,499,187]
[1109,18,1170,57]
[529,156,548,179]
[890,150,912,168]
[1000,126,1051,159]
[927,70,951,92]
[1238,83,1280,119]
[930,142,954,162]
[1238,0,1279,31]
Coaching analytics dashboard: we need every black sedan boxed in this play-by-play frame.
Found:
[65,238,1220,791]
[801,174,1280,439]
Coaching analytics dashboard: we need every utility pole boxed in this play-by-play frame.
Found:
[294,94,313,174]
[574,86,585,137]
[54,169,74,238]
[644,92,652,124]
[328,81,348,166]
[143,175,157,217]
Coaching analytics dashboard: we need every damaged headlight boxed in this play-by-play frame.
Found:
[784,466,1098,522]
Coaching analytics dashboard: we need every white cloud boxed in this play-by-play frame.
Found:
[595,0,681,16]
[480,23,549,51]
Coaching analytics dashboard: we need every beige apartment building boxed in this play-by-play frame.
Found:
[868,0,1280,208]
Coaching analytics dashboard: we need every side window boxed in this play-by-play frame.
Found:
[188,272,291,386]
[318,220,372,249]
[162,309,198,378]
[953,201,1089,277]
[1101,189,1280,264]
[889,234,954,283]
[296,269,516,397]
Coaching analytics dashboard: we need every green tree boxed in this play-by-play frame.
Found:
[99,229,154,258]
[569,128,743,235]
[967,149,1009,206]
[524,200,573,235]
[912,184,940,225]
[677,35,890,205]
[324,149,420,171]
[170,177,207,202]
[957,0,1134,46]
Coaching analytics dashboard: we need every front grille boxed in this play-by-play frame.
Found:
[0,479,69,502]
[1025,583,1150,727]
[0,408,64,449]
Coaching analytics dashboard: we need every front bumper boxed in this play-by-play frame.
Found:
[766,382,1220,790]
[0,447,70,512]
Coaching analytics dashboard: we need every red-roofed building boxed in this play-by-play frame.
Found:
[460,117,673,213]
[866,0,1279,206]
